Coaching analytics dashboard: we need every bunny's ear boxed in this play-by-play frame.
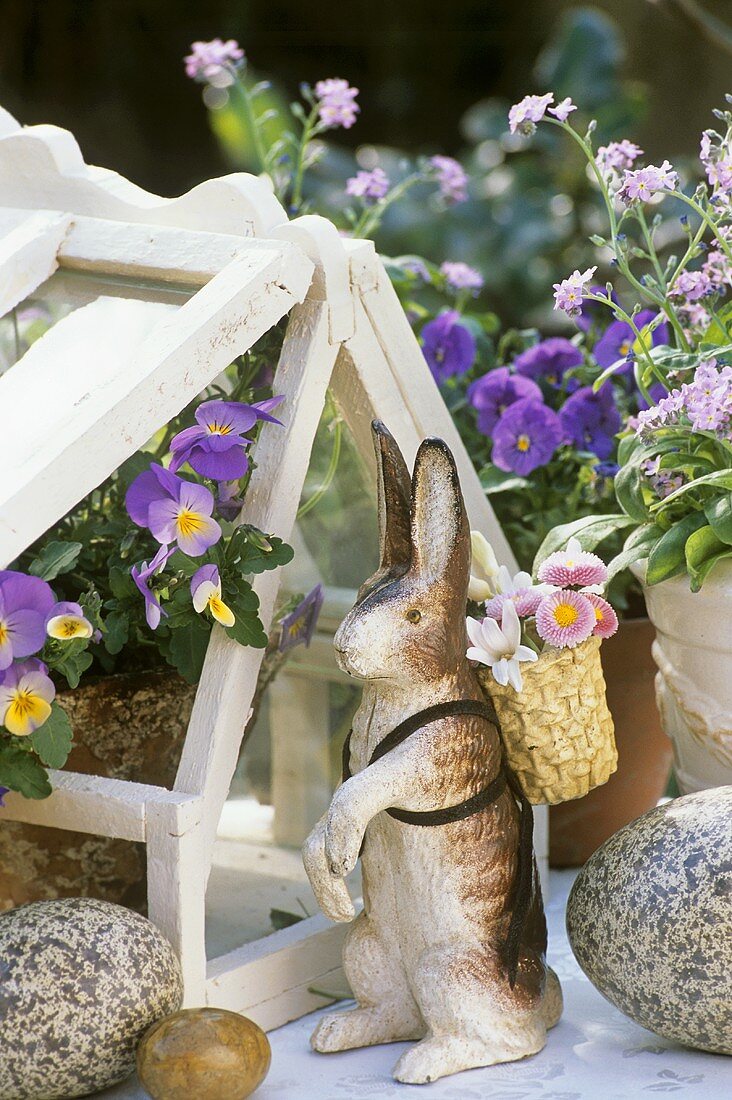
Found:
[410,437,470,586]
[372,420,412,570]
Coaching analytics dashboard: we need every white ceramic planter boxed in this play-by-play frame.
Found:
[633,560,732,793]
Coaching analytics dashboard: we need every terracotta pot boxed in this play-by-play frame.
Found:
[549,619,673,868]
[634,560,732,793]
[0,669,196,912]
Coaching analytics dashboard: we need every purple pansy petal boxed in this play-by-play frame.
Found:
[559,384,622,459]
[468,368,542,435]
[125,467,172,527]
[0,639,13,671]
[147,498,182,546]
[20,670,56,705]
[191,564,220,600]
[253,395,285,418]
[0,572,55,617]
[177,479,215,515]
[3,610,48,660]
[513,338,583,388]
[176,514,222,557]
[421,311,477,383]
[169,425,207,452]
[186,444,250,481]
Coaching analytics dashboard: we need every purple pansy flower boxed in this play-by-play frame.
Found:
[0,787,8,805]
[131,545,174,630]
[468,368,542,435]
[593,311,669,374]
[513,338,583,388]
[559,385,622,459]
[0,572,55,671]
[169,398,283,481]
[279,585,325,652]
[492,399,564,476]
[126,464,221,556]
[0,658,55,737]
[421,311,476,382]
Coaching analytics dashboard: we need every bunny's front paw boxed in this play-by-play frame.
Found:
[325,794,363,878]
[302,816,356,923]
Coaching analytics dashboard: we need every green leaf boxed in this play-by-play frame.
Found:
[645,512,707,586]
[225,590,268,649]
[109,565,135,600]
[0,743,52,799]
[479,466,530,495]
[229,531,294,576]
[614,462,650,522]
[30,703,74,768]
[651,469,732,511]
[103,610,129,655]
[702,301,732,346]
[168,618,211,684]
[533,514,635,575]
[50,641,93,690]
[606,524,664,581]
[28,541,82,581]
[704,494,732,545]
[685,524,732,591]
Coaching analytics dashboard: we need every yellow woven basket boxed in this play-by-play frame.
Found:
[477,635,617,806]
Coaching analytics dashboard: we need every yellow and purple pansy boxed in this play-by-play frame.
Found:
[0,658,56,737]
[126,464,222,557]
[0,571,55,671]
[190,564,235,627]
[45,601,94,641]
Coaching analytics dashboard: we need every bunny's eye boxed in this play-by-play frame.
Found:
[406,608,422,624]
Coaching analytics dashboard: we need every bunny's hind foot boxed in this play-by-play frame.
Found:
[311,1005,424,1053]
[393,1029,545,1085]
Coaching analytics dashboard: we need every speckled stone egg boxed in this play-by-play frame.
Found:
[567,786,732,1054]
[137,1008,271,1099]
[0,897,183,1099]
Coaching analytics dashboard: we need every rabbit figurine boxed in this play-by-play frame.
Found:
[302,421,562,1085]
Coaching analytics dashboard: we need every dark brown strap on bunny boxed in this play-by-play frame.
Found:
[340,698,534,987]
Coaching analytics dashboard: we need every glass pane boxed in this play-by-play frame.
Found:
[206,405,377,957]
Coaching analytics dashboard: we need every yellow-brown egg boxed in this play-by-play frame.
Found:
[137,1007,271,1099]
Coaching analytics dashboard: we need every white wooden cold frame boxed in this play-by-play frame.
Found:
[0,105,548,1030]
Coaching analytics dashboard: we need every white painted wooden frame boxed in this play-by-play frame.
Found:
[0,106,547,1029]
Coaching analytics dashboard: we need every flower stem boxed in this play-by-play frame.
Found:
[636,207,689,351]
[290,106,318,213]
[353,173,422,238]
[297,395,343,519]
[669,190,732,265]
[230,77,268,176]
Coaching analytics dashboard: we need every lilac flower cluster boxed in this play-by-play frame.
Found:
[595,140,643,177]
[641,457,685,500]
[617,161,678,205]
[440,261,484,293]
[636,361,732,439]
[346,168,390,201]
[553,267,597,318]
[184,39,244,86]
[507,92,576,136]
[700,131,732,200]
[430,156,468,203]
[314,78,360,130]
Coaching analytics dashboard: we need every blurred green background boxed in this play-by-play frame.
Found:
[1,0,729,326]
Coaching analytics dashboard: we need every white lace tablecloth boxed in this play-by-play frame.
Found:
[104,870,729,1100]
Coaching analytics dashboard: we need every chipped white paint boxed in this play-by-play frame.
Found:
[0,106,546,1027]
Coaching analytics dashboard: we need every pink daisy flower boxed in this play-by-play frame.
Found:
[535,590,596,649]
[537,536,608,587]
[584,592,619,639]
